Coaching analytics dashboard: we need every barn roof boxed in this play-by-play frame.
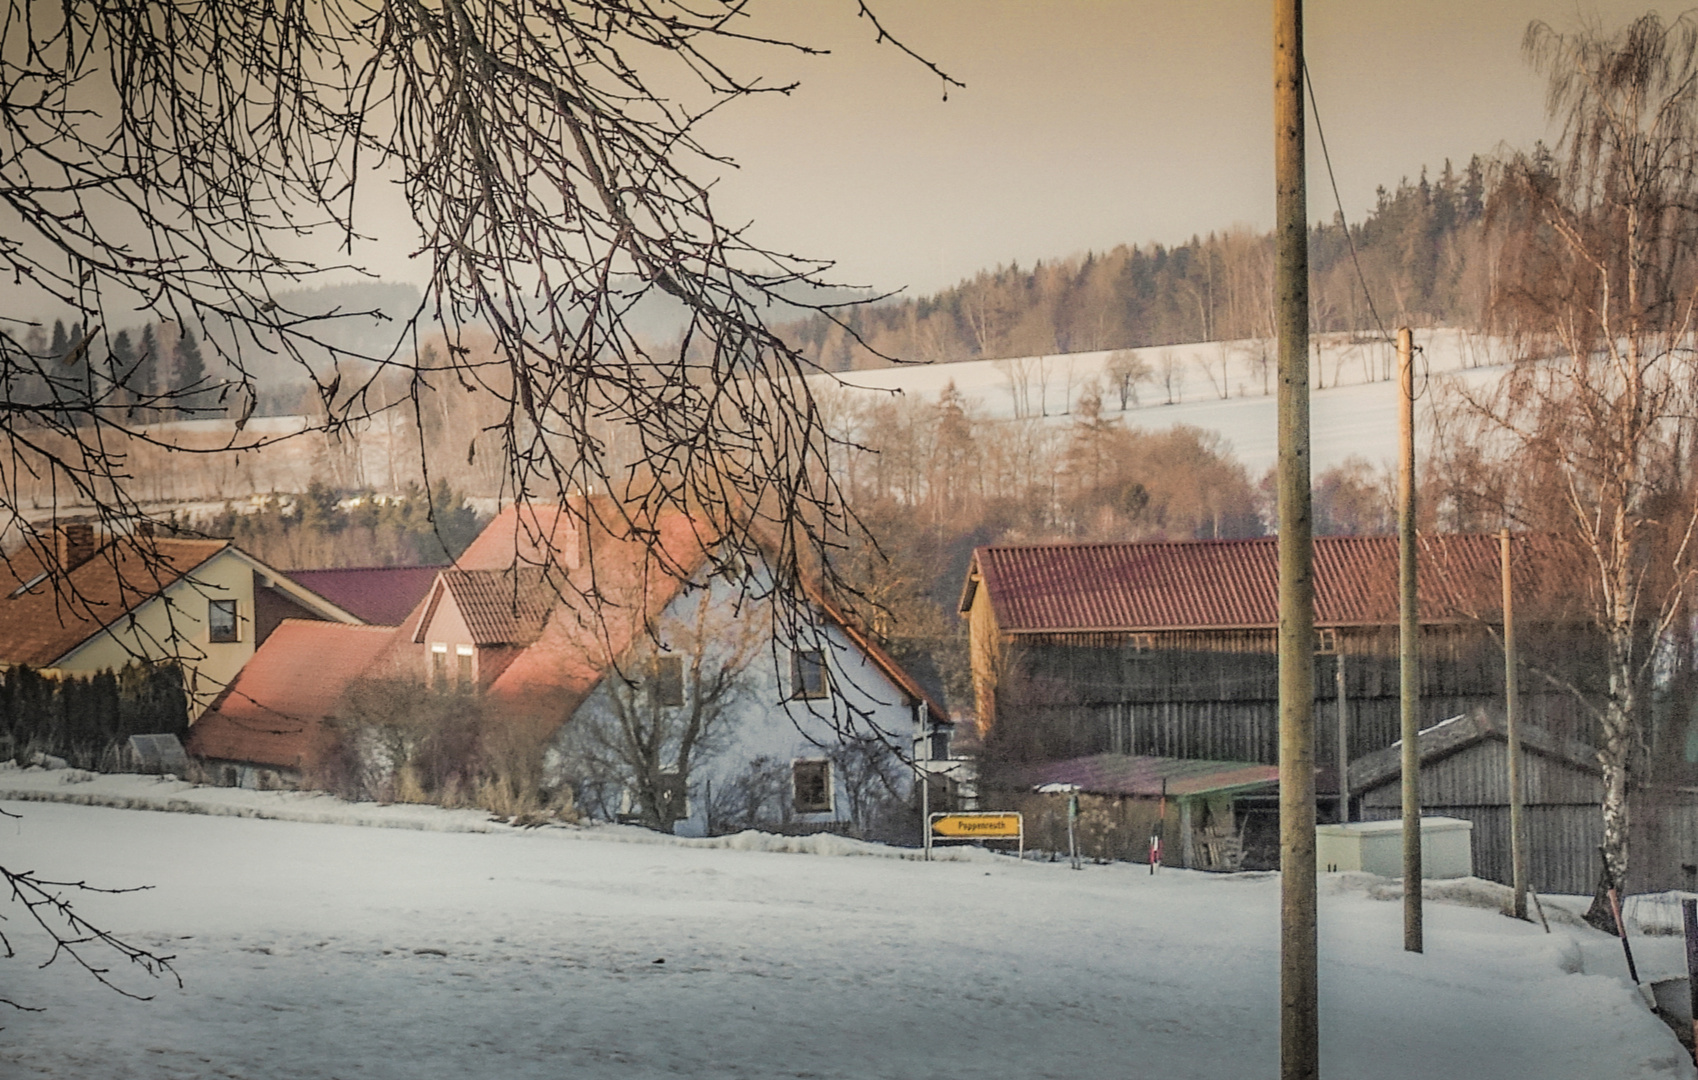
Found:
[1025,753,1280,799]
[961,533,1580,634]
[187,620,399,770]
[285,565,444,626]
[0,538,231,667]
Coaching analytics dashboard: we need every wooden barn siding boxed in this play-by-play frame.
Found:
[1003,637,1595,767]
[1358,741,1606,809]
[1354,739,1698,894]
[1359,803,1603,895]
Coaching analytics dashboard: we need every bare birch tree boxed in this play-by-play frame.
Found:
[1440,11,1698,888]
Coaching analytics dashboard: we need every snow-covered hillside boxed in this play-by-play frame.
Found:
[3,780,1690,1080]
[812,328,1508,476]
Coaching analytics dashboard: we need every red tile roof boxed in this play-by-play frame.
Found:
[1025,753,1281,798]
[187,620,399,769]
[0,538,230,667]
[963,534,1579,634]
[436,569,556,646]
[284,565,444,626]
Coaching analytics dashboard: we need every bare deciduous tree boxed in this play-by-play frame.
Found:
[1438,11,1698,889]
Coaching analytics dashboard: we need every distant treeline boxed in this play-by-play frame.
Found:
[201,480,486,571]
[1,663,188,770]
[784,157,1488,370]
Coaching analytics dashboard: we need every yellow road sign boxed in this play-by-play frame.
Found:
[930,813,1022,839]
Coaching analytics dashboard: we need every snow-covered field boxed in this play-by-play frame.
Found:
[3,775,1692,1080]
[814,329,1508,476]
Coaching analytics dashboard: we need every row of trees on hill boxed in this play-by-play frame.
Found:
[784,158,1489,370]
[200,481,485,570]
[11,319,217,423]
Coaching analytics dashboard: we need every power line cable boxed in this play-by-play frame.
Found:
[1303,61,1394,348]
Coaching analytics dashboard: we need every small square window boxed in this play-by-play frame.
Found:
[208,599,239,643]
[792,759,832,814]
[651,655,685,707]
[791,649,828,700]
[1315,628,1339,655]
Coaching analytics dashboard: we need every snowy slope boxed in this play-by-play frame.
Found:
[2,785,1691,1080]
[812,329,1508,476]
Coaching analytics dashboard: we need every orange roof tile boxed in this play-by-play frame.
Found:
[187,621,399,769]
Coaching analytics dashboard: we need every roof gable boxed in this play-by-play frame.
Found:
[1348,709,1600,793]
[0,537,230,667]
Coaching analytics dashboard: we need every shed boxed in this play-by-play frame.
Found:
[1349,710,1604,893]
[1011,753,1280,870]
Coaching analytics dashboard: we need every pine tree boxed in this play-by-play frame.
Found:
[173,327,207,417]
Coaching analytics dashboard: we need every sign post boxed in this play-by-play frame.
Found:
[930,812,1024,860]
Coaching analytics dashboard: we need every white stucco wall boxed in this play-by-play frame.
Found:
[556,572,924,837]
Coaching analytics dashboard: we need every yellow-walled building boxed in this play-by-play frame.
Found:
[1,524,361,718]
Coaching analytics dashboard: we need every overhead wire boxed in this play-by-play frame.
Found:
[1303,59,1431,399]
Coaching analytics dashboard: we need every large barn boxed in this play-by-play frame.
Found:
[959,533,1604,815]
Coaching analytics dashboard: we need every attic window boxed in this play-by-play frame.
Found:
[792,649,828,700]
[792,759,832,814]
[208,599,239,643]
[1315,628,1338,655]
[651,656,685,708]
[1127,632,1155,654]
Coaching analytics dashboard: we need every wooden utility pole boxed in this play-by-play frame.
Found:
[1502,528,1527,920]
[1336,652,1349,823]
[1274,1,1318,1076]
[1398,325,1423,954]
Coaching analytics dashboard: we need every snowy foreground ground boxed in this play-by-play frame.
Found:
[2,774,1693,1080]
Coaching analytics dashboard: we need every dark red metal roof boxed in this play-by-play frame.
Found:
[965,534,1577,633]
[285,565,445,627]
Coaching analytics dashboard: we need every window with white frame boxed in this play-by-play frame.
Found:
[208,599,239,643]
[792,758,832,814]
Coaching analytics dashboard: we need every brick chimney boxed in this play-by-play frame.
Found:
[56,521,95,572]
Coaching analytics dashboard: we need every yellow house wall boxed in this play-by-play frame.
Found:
[52,548,257,719]
[966,583,1003,736]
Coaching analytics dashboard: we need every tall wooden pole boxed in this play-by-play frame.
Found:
[1502,528,1527,920]
[1336,652,1349,823]
[1398,325,1423,954]
[1274,2,1318,1076]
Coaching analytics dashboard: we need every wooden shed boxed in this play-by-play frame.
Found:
[1349,710,1605,894]
[1004,753,1281,870]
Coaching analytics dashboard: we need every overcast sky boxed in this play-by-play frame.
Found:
[633,0,1674,297]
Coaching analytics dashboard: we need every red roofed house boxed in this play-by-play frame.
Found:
[0,522,364,719]
[190,502,956,838]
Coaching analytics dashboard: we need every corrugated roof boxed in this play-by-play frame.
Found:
[186,621,399,769]
[0,538,230,667]
[1024,753,1280,798]
[966,534,1578,633]
[285,565,445,626]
